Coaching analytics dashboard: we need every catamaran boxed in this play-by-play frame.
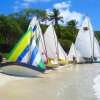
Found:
[75,17,100,62]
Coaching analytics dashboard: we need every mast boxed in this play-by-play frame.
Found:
[43,34,48,64]
[93,30,95,60]
[38,19,48,63]
[87,17,94,61]
[87,17,93,60]
[28,28,33,63]
[27,17,36,63]
[74,44,77,58]
[92,19,95,60]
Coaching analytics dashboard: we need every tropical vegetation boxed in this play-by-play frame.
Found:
[0,8,100,56]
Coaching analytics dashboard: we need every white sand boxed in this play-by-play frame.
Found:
[0,64,70,87]
[0,73,24,87]
[0,64,99,100]
[93,72,100,99]
[0,64,68,87]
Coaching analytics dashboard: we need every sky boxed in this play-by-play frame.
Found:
[0,0,100,30]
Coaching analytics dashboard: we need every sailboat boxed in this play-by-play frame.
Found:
[0,17,46,76]
[28,17,48,64]
[68,43,85,63]
[75,17,100,62]
[44,24,67,66]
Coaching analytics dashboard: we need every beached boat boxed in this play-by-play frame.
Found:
[44,24,68,67]
[0,17,46,76]
[68,43,85,63]
[75,17,100,62]
[28,17,48,63]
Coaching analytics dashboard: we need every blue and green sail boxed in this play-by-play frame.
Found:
[8,26,46,72]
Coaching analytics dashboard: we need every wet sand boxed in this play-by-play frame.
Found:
[0,64,100,100]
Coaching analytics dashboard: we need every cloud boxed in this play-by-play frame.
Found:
[13,0,84,27]
[46,1,84,27]
[59,9,84,26]
[13,0,20,12]
[21,2,30,8]
[13,0,51,12]
[54,1,71,9]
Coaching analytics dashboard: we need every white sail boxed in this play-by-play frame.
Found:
[68,43,76,59]
[44,24,67,62]
[44,24,58,59]
[94,37,100,57]
[75,17,100,58]
[28,17,47,62]
[68,43,85,63]
[58,43,67,60]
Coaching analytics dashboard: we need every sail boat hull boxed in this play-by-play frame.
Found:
[0,62,45,77]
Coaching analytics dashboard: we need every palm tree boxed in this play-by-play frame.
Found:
[67,20,77,28]
[48,8,63,37]
[66,20,78,42]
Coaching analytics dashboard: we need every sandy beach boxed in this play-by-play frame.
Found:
[0,64,100,100]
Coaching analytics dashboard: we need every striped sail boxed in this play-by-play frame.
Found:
[28,28,45,70]
[28,17,48,63]
[8,28,32,63]
[8,26,46,71]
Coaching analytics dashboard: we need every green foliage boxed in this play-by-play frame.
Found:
[95,31,100,44]
[0,8,100,55]
[21,8,47,20]
[40,24,48,33]
[0,15,22,45]
[48,8,63,38]
[48,8,63,25]
[59,39,72,53]
[67,20,77,27]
